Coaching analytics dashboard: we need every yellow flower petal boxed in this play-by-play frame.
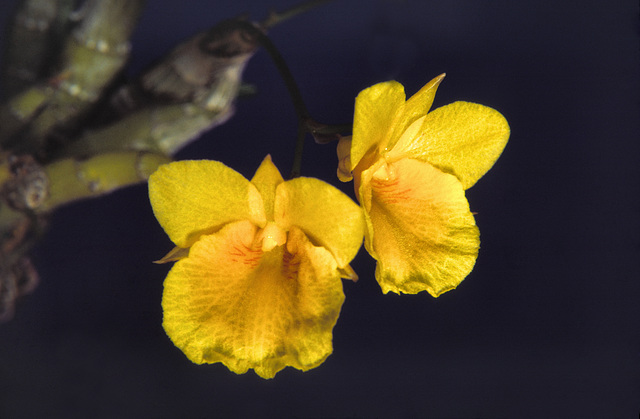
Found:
[162,221,344,379]
[351,81,405,170]
[275,177,364,268]
[386,74,445,151]
[149,160,266,247]
[392,101,510,190]
[358,158,479,297]
[250,155,284,219]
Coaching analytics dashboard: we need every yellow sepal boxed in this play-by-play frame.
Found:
[250,155,284,219]
[385,73,445,151]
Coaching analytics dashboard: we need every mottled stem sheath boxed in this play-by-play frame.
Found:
[37,151,169,212]
[0,0,147,152]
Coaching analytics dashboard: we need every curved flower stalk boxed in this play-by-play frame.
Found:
[149,156,364,378]
[338,74,510,297]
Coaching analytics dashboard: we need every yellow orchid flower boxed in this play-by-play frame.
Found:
[338,74,510,297]
[149,155,364,378]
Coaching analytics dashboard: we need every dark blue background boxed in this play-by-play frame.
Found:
[1,0,638,417]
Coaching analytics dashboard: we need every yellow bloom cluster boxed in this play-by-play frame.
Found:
[148,74,509,378]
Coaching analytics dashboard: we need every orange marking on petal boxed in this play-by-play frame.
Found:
[371,176,412,205]
[228,243,262,268]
